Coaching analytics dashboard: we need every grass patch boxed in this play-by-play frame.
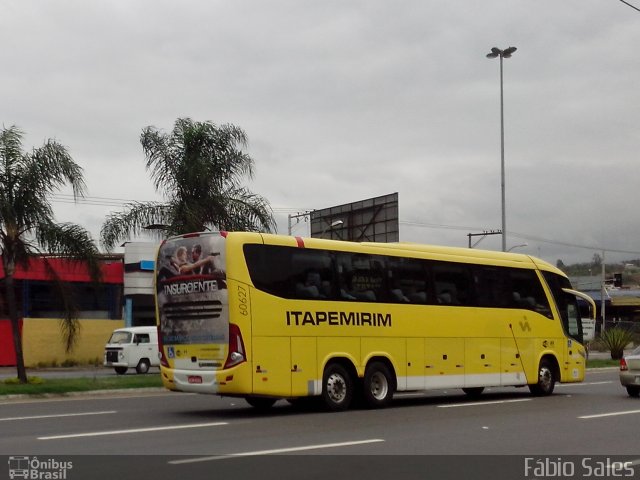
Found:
[0,374,163,396]
[587,358,620,369]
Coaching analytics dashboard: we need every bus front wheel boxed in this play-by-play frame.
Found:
[322,363,354,411]
[363,362,395,408]
[529,358,556,396]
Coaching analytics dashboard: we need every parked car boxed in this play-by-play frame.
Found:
[619,345,640,397]
[103,326,159,374]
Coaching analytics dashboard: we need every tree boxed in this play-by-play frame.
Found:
[100,118,276,250]
[0,126,102,383]
[592,253,603,269]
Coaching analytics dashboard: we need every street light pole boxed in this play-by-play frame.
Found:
[486,46,517,252]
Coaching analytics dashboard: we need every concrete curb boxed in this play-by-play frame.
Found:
[0,387,168,401]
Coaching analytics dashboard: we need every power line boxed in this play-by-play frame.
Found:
[50,194,148,207]
[399,220,483,232]
[49,198,640,257]
[619,0,640,12]
[400,220,640,256]
[51,194,314,213]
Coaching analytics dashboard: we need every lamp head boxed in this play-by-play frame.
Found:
[502,46,517,58]
[486,46,517,59]
[486,47,501,58]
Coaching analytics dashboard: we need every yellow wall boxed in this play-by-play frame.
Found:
[22,318,124,366]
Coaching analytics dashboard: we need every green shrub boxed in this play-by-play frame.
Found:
[3,376,44,385]
[598,327,636,360]
[61,359,79,367]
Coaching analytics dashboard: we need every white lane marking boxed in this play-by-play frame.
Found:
[579,409,640,419]
[169,439,386,464]
[0,410,116,422]
[0,392,192,406]
[38,421,228,440]
[438,398,532,408]
[557,381,613,387]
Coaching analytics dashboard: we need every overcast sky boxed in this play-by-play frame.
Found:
[2,1,639,265]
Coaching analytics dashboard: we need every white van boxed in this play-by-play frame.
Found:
[103,326,160,374]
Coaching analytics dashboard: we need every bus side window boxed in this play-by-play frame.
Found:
[475,266,511,308]
[508,269,552,318]
[296,269,330,299]
[388,257,429,304]
[291,250,333,300]
[564,296,581,338]
[433,263,474,306]
[337,252,385,302]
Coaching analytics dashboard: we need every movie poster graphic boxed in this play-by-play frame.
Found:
[156,233,229,352]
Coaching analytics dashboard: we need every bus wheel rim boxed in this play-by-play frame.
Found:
[370,372,388,400]
[327,373,347,403]
[539,366,552,390]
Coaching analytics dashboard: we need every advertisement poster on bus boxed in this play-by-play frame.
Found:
[156,233,228,368]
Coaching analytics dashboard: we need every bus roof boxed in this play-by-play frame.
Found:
[167,231,565,278]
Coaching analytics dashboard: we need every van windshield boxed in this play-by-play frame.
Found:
[109,331,132,344]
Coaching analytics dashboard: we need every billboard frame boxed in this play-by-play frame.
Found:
[310,193,399,243]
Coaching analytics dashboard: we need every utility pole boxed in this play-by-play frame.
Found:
[287,211,311,235]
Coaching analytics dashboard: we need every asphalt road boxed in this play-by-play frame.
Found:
[1,368,638,480]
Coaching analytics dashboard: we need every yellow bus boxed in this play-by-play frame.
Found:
[154,231,595,411]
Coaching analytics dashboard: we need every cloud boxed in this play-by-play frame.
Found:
[2,0,639,265]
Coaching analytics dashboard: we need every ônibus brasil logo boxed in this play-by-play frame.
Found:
[8,456,72,479]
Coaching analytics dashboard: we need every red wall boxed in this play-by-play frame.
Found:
[0,257,123,366]
[0,257,123,284]
[0,319,21,366]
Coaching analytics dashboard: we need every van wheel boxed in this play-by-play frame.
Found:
[114,367,128,375]
[529,358,556,396]
[322,363,354,411]
[363,362,395,408]
[136,359,151,374]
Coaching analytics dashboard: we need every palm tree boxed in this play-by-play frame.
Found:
[100,118,276,249]
[0,125,102,383]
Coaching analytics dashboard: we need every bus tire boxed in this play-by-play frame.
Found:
[322,363,354,411]
[136,359,151,374]
[462,387,485,398]
[114,367,128,375]
[363,362,394,409]
[529,358,556,396]
[246,396,277,410]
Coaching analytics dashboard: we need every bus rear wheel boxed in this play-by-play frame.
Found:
[529,358,556,396]
[363,362,394,409]
[322,363,354,411]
